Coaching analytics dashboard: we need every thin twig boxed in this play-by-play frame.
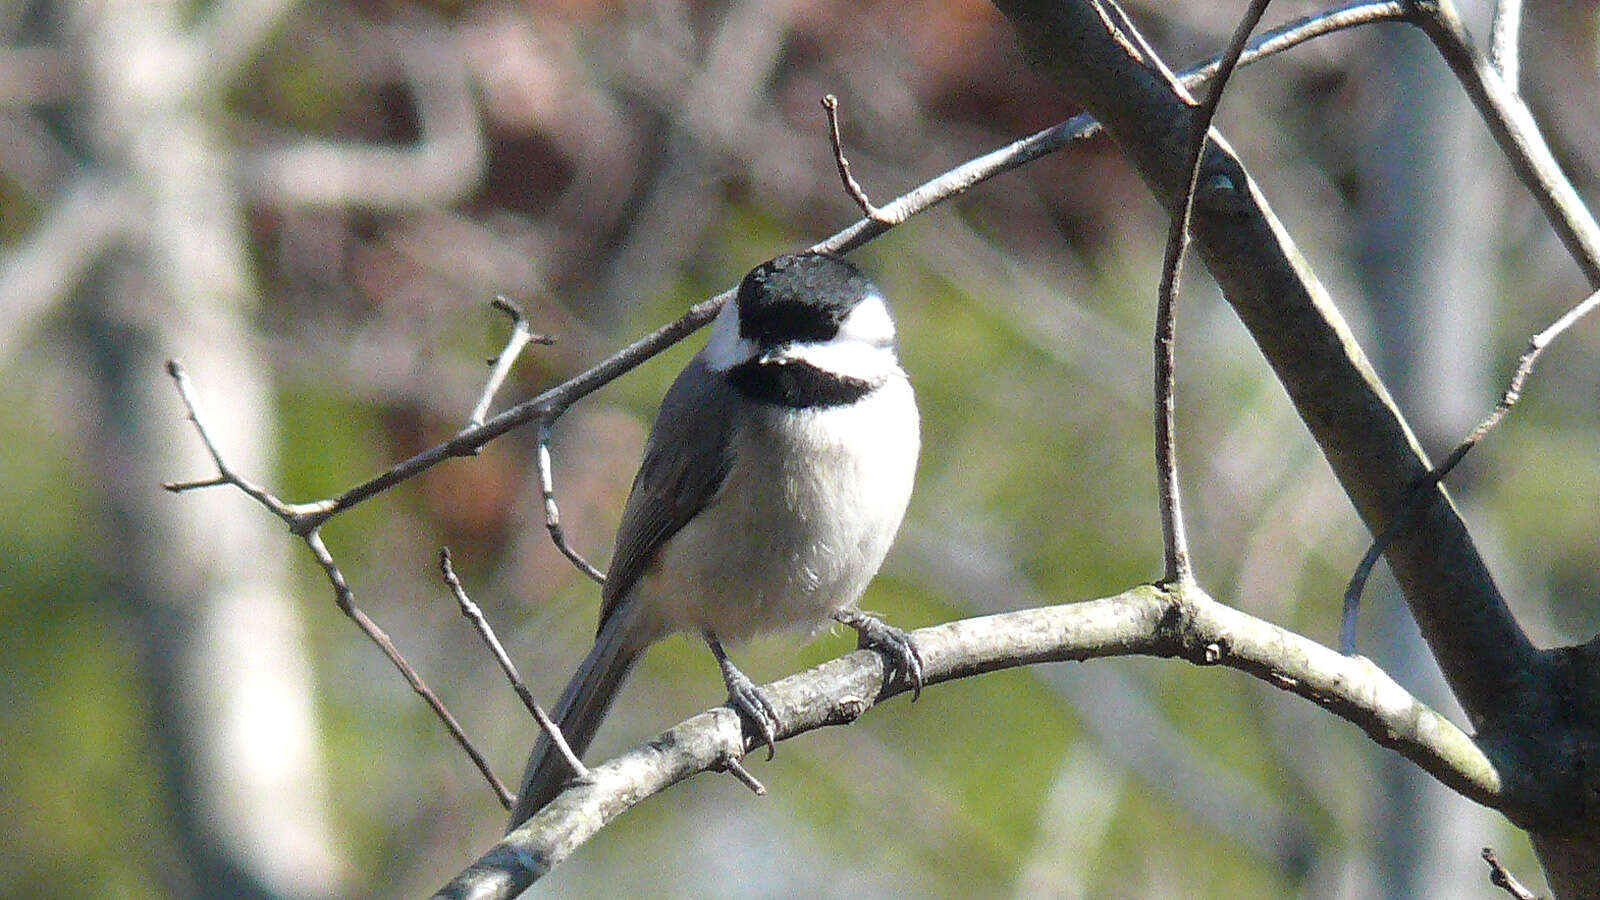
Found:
[716,757,767,796]
[1413,0,1600,285]
[1482,847,1541,900]
[1487,0,1522,92]
[163,360,313,520]
[162,361,512,806]
[1149,0,1275,585]
[820,94,886,222]
[1341,287,1600,652]
[815,0,1407,247]
[440,548,588,786]
[538,423,608,585]
[308,527,513,806]
[464,296,555,433]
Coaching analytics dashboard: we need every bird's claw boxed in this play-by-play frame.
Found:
[721,663,780,760]
[704,631,781,760]
[835,609,924,701]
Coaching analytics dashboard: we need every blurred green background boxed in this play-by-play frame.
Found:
[3,0,1598,896]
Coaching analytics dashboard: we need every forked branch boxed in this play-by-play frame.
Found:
[163,360,511,805]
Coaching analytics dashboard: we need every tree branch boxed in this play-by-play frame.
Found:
[441,547,586,793]
[163,360,512,805]
[988,0,1542,745]
[1483,847,1541,900]
[434,583,1502,899]
[263,0,1412,539]
[1413,0,1600,285]
[1486,0,1522,91]
[1150,0,1275,585]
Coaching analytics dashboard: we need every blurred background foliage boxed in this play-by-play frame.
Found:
[2,0,1598,896]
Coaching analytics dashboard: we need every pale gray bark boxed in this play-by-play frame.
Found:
[45,1,346,895]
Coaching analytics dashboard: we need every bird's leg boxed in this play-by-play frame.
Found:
[703,631,780,760]
[833,609,924,701]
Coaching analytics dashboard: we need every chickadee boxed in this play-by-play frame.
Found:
[508,251,922,830]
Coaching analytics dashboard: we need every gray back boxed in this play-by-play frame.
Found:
[598,352,736,633]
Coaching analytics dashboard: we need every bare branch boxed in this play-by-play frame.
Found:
[537,424,608,585]
[1150,0,1275,585]
[463,296,554,433]
[1414,0,1600,285]
[160,0,1439,860]
[162,360,511,805]
[820,94,887,223]
[308,528,512,807]
[162,360,317,521]
[440,548,587,790]
[435,583,1503,899]
[223,0,1412,536]
[814,0,1409,253]
[282,293,724,534]
[1483,847,1541,900]
[715,757,767,796]
[1487,0,1522,92]
[989,0,1538,735]
[1344,286,1600,650]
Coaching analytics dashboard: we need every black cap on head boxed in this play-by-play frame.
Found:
[736,252,877,346]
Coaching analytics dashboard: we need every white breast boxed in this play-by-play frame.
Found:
[635,374,919,642]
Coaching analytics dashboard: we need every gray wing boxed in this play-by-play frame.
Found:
[598,353,736,632]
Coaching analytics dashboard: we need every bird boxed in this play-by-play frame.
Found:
[508,250,923,831]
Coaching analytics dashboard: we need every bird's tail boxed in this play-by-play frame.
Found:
[506,606,655,831]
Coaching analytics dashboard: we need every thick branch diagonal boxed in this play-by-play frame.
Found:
[989,0,1538,734]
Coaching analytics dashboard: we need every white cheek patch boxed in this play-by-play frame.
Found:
[837,293,896,348]
[768,338,900,381]
[702,300,757,372]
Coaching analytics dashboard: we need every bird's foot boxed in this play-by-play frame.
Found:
[704,632,781,759]
[834,609,924,701]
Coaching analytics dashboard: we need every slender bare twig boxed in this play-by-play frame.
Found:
[538,423,608,585]
[1487,0,1522,92]
[1412,0,1600,285]
[1149,0,1275,585]
[1337,0,1600,652]
[440,547,587,787]
[464,296,555,433]
[1444,288,1600,470]
[815,0,1407,248]
[716,757,767,796]
[162,360,332,521]
[162,360,512,805]
[1341,287,1600,652]
[821,94,887,223]
[1483,847,1541,900]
